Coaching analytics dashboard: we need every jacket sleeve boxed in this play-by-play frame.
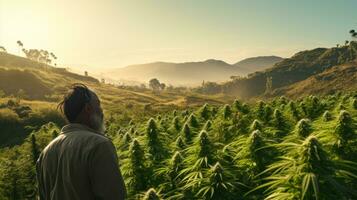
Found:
[88,140,127,200]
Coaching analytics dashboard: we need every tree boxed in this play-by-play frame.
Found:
[160,83,166,91]
[350,29,357,39]
[84,71,88,76]
[0,46,6,52]
[149,78,161,92]
[50,52,57,66]
[345,40,349,46]
[16,40,23,54]
[265,76,273,95]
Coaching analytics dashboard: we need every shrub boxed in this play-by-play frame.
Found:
[181,123,192,144]
[198,103,210,120]
[295,119,312,138]
[322,110,332,121]
[143,188,162,200]
[222,104,232,119]
[273,109,286,130]
[187,114,199,128]
[175,136,186,150]
[352,98,357,109]
[250,119,262,132]
[124,139,148,194]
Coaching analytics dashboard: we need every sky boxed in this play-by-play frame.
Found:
[1,0,357,72]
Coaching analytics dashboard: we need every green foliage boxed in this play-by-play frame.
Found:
[352,98,357,109]
[322,110,332,121]
[169,116,181,133]
[335,110,354,141]
[273,109,286,130]
[181,123,192,144]
[254,136,357,200]
[202,120,212,131]
[143,188,162,200]
[222,104,232,119]
[145,118,166,162]
[51,129,59,139]
[175,136,186,150]
[30,133,39,165]
[1,93,357,199]
[256,101,265,120]
[198,103,210,120]
[123,139,148,194]
[196,162,236,200]
[187,114,199,128]
[250,119,262,132]
[196,130,213,161]
[287,100,300,120]
[263,104,273,122]
[295,119,312,138]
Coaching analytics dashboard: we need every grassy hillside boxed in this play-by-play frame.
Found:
[0,52,98,100]
[212,41,357,98]
[273,62,357,98]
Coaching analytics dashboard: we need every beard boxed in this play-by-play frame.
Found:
[89,112,106,134]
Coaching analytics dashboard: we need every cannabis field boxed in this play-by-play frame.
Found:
[1,93,357,200]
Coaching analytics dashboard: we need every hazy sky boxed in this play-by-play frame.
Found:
[1,0,356,71]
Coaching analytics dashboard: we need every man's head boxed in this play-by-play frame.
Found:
[58,84,105,134]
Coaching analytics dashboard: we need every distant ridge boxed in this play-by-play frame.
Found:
[234,56,284,73]
[108,56,283,85]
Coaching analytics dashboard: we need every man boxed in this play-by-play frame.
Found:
[36,84,126,200]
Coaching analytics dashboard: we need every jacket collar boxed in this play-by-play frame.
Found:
[61,123,103,135]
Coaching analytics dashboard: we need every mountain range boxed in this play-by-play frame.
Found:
[107,56,283,86]
[1,41,357,100]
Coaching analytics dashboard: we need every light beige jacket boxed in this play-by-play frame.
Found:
[36,123,126,200]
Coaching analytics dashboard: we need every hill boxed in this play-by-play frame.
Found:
[213,41,357,98]
[233,55,283,73]
[273,61,357,98]
[107,56,283,86]
[0,52,99,99]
